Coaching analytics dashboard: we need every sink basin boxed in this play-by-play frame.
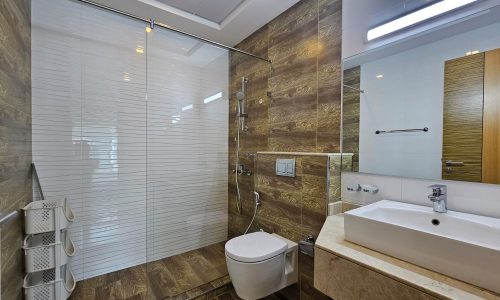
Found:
[344,200,500,294]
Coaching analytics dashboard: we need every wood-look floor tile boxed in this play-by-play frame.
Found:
[71,242,228,300]
[95,280,125,300]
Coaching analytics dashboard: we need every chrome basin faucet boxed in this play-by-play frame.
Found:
[428,184,447,213]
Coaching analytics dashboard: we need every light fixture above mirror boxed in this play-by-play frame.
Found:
[367,0,478,41]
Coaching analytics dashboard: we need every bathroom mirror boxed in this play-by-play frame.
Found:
[341,4,500,184]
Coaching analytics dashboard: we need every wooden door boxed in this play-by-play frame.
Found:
[482,49,500,184]
[442,53,484,182]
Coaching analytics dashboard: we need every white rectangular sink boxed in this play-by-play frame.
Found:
[344,200,500,294]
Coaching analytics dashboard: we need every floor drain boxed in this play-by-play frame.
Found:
[431,219,440,226]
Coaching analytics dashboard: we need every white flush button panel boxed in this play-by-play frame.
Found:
[276,159,295,177]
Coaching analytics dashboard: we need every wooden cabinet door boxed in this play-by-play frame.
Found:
[482,49,500,184]
[442,53,484,182]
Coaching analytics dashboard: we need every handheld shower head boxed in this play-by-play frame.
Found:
[236,91,245,101]
[236,89,247,118]
[243,191,261,234]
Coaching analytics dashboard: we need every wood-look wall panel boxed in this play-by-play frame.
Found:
[229,0,342,156]
[342,67,360,172]
[228,1,342,298]
[317,0,342,153]
[442,54,484,182]
[483,49,500,184]
[0,0,31,299]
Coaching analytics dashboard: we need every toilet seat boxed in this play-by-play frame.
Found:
[225,232,288,263]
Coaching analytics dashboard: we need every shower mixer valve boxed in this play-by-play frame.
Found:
[232,164,252,176]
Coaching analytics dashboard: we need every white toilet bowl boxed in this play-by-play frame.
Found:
[225,232,298,300]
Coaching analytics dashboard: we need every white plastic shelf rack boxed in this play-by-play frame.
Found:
[23,198,75,235]
[23,232,75,273]
[22,198,76,299]
[23,265,76,300]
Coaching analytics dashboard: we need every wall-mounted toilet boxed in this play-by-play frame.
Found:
[225,232,298,299]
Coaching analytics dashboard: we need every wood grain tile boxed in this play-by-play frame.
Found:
[228,1,341,298]
[342,67,360,171]
[70,242,228,300]
[0,0,31,299]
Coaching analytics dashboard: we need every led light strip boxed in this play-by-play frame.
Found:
[367,0,478,41]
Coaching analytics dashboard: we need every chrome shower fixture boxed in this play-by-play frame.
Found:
[237,77,249,118]
[235,76,250,215]
[236,91,247,117]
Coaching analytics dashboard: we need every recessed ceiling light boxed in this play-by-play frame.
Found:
[136,47,144,54]
[465,50,480,56]
[376,74,384,79]
[367,0,478,41]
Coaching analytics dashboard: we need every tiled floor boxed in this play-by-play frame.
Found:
[70,242,229,300]
[211,287,282,300]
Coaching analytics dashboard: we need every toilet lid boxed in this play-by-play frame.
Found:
[225,232,288,263]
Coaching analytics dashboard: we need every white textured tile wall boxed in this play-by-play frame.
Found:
[32,0,228,280]
[342,172,500,219]
[146,29,228,261]
[32,0,86,278]
[341,172,402,206]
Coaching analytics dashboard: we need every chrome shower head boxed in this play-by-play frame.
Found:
[236,91,245,101]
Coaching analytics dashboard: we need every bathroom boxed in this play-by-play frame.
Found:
[1,0,500,299]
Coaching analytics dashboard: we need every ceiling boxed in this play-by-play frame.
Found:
[155,0,244,24]
[90,0,300,47]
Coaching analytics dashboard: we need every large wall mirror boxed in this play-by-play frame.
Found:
[342,3,500,184]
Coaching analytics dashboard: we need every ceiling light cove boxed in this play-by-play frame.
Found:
[98,0,300,46]
[138,0,230,29]
[367,0,478,42]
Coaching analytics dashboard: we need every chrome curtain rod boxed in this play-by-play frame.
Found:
[73,0,272,63]
[343,84,364,93]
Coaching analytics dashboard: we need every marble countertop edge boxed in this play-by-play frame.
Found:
[315,215,500,300]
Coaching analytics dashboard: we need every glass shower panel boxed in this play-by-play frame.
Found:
[32,0,149,288]
[79,3,148,280]
[32,0,85,279]
[146,28,229,298]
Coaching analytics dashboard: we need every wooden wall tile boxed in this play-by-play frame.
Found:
[0,0,31,299]
[342,67,361,172]
[228,0,342,298]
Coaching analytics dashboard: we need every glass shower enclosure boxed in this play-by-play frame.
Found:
[31,0,266,298]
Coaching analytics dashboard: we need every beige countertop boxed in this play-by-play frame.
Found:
[316,215,500,300]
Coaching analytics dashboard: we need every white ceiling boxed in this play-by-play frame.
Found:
[156,0,244,24]
[89,0,300,47]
